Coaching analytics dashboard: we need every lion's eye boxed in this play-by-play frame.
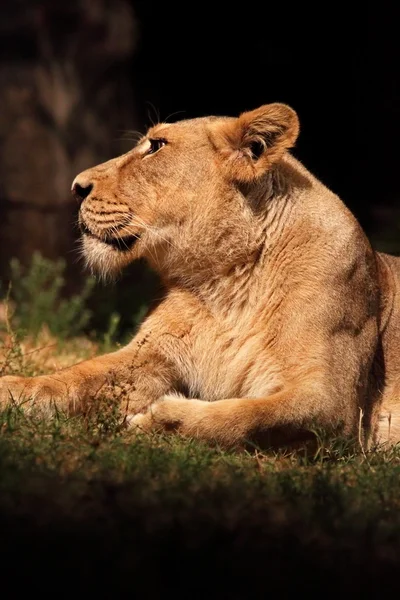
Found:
[147,138,167,155]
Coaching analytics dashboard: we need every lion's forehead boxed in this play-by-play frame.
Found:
[147,116,233,140]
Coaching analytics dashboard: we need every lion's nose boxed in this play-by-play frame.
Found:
[71,180,93,204]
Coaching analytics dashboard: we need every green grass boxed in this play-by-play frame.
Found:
[1,258,400,597]
[1,351,400,597]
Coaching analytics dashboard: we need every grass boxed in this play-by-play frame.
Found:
[1,258,400,597]
[0,338,400,597]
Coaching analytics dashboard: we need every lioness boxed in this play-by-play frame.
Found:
[1,103,399,447]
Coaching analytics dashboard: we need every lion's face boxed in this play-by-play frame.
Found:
[72,104,299,281]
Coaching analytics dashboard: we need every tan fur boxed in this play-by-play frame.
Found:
[1,103,400,448]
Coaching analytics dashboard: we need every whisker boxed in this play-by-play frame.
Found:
[144,239,161,271]
[124,217,188,268]
[129,216,178,251]
[109,223,140,252]
[116,130,145,144]
[164,110,186,123]
[146,101,161,127]
[119,218,162,268]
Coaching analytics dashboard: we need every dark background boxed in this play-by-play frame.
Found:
[132,3,385,235]
[0,1,398,328]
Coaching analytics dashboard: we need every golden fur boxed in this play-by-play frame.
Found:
[1,103,400,448]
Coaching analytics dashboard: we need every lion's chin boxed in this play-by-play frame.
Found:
[81,234,138,280]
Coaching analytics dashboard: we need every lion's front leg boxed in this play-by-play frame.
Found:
[0,374,77,416]
[130,388,333,447]
[0,350,176,419]
[131,395,268,446]
[0,294,195,418]
[0,339,181,418]
[0,362,123,417]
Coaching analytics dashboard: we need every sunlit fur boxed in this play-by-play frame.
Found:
[1,103,400,448]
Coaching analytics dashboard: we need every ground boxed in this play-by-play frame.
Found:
[0,327,400,597]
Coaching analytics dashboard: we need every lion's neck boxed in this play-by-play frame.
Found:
[158,153,323,323]
[188,155,316,321]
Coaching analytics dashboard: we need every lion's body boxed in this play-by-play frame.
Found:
[1,104,400,447]
[375,252,400,443]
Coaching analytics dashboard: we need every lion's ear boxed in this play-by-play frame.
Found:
[216,103,299,181]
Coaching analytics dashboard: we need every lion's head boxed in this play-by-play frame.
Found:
[72,103,299,282]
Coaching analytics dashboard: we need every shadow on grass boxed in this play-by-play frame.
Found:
[0,406,399,597]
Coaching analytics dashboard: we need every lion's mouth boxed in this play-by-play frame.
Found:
[80,223,140,252]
